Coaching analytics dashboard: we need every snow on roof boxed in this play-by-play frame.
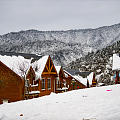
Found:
[35,55,49,78]
[112,53,120,71]
[73,75,87,86]
[64,70,83,83]
[64,70,85,86]
[87,72,94,85]
[55,66,61,74]
[64,70,73,78]
[0,55,31,77]
[64,70,93,86]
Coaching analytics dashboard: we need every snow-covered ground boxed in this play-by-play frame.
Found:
[0,85,120,120]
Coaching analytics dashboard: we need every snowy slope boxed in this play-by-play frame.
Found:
[0,85,120,120]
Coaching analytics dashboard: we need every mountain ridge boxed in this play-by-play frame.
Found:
[0,23,120,66]
[1,22,120,36]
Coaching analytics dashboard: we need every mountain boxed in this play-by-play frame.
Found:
[0,23,120,66]
[65,40,120,85]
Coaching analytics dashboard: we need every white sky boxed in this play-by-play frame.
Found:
[0,0,120,35]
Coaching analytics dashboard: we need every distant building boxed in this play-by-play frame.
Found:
[64,70,87,90]
[112,53,120,84]
[65,69,97,88]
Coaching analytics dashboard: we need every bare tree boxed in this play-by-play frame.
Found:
[18,60,31,99]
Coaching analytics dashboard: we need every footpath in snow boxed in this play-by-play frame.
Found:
[0,85,120,120]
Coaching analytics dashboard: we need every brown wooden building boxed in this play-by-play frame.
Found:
[64,70,87,90]
[25,56,88,98]
[25,55,58,98]
[0,61,24,104]
[38,55,58,96]
[0,55,96,104]
[55,66,68,93]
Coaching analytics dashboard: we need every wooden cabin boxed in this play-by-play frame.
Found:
[64,70,87,90]
[36,56,58,96]
[64,70,97,89]
[112,53,120,84]
[25,62,88,97]
[0,54,98,104]
[25,55,58,98]
[0,61,24,104]
[26,66,36,85]
[25,66,39,99]
[55,66,68,93]
[37,55,58,96]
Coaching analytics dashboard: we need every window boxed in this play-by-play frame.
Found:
[25,79,30,87]
[3,99,9,104]
[41,79,45,90]
[47,79,51,89]
[56,78,60,88]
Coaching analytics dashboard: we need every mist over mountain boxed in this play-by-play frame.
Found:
[0,23,120,66]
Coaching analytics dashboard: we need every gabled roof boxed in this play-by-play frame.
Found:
[34,55,49,78]
[0,61,22,80]
[35,55,58,78]
[74,73,94,86]
[65,69,79,75]
[64,70,86,86]
[65,69,91,77]
[112,53,120,71]
[0,55,31,77]
[37,55,49,75]
[73,75,87,86]
[64,70,94,86]
[26,66,35,78]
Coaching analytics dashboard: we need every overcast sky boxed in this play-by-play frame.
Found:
[0,0,120,35]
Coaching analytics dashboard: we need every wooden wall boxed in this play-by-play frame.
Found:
[26,66,35,85]
[39,74,57,96]
[64,71,86,91]
[55,68,66,93]
[0,62,24,104]
[0,55,88,104]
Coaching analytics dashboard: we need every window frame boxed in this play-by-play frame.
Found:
[56,78,60,88]
[2,99,9,104]
[47,78,51,90]
[41,78,45,90]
